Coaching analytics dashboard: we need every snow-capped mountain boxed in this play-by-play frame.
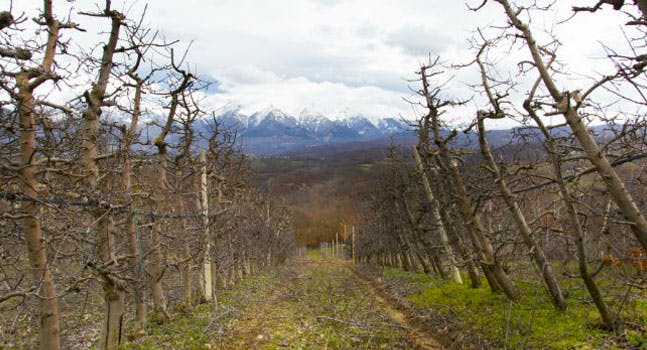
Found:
[210,107,412,154]
[245,108,303,137]
[345,115,380,137]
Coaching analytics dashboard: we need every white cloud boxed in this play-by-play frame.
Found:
[5,0,645,127]
[201,67,412,122]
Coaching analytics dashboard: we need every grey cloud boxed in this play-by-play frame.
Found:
[355,23,382,38]
[386,25,456,56]
[189,29,408,94]
[311,0,343,6]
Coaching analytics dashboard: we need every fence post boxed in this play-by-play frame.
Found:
[335,232,339,259]
[201,151,213,301]
[352,225,356,264]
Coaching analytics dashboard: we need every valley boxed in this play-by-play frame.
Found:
[2,1,647,349]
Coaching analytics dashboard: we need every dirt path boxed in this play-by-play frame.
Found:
[343,262,444,350]
[211,258,443,349]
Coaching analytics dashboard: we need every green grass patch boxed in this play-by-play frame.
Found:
[306,248,322,260]
[381,267,646,349]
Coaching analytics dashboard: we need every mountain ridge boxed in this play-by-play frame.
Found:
[212,107,414,155]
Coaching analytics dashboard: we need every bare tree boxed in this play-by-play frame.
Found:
[148,49,195,323]
[469,40,567,310]
[492,0,647,253]
[416,60,520,300]
[0,2,81,348]
[78,3,126,348]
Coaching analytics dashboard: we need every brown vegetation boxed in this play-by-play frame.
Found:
[0,2,295,349]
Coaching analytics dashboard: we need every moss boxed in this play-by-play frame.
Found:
[383,267,434,285]
[625,330,647,348]
[381,267,645,349]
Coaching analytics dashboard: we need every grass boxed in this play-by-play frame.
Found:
[306,248,322,260]
[381,267,647,349]
[212,262,413,349]
[119,304,213,350]
[120,260,415,349]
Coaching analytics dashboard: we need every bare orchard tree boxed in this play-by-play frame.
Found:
[113,35,154,335]
[77,2,132,348]
[416,59,520,300]
[523,81,617,327]
[488,0,647,253]
[471,0,647,328]
[469,40,567,310]
[148,50,194,323]
[412,95,481,287]
[0,2,81,348]
[172,85,203,311]
[0,1,299,348]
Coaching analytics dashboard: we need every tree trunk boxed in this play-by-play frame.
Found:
[124,160,146,333]
[352,226,356,264]
[477,117,566,310]
[412,147,463,284]
[177,168,192,311]
[497,0,647,253]
[148,148,170,323]
[13,4,64,348]
[413,247,432,274]
[122,77,146,333]
[446,157,519,299]
[428,168,482,288]
[80,10,125,349]
[190,174,207,302]
[397,199,446,278]
[526,104,616,328]
[200,151,214,301]
[149,222,169,322]
[18,85,61,350]
[101,277,125,350]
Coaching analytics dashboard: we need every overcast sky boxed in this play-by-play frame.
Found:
[6,0,639,126]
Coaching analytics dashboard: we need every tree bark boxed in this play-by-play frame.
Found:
[124,160,147,333]
[526,103,616,328]
[18,82,61,350]
[412,147,463,284]
[428,167,482,288]
[80,11,126,349]
[176,167,193,311]
[13,3,63,347]
[496,0,647,253]
[150,148,169,323]
[477,116,566,310]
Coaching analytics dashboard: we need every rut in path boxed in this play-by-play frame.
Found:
[211,258,443,349]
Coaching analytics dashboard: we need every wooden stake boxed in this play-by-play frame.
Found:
[335,232,339,258]
[352,226,356,264]
[201,151,213,301]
